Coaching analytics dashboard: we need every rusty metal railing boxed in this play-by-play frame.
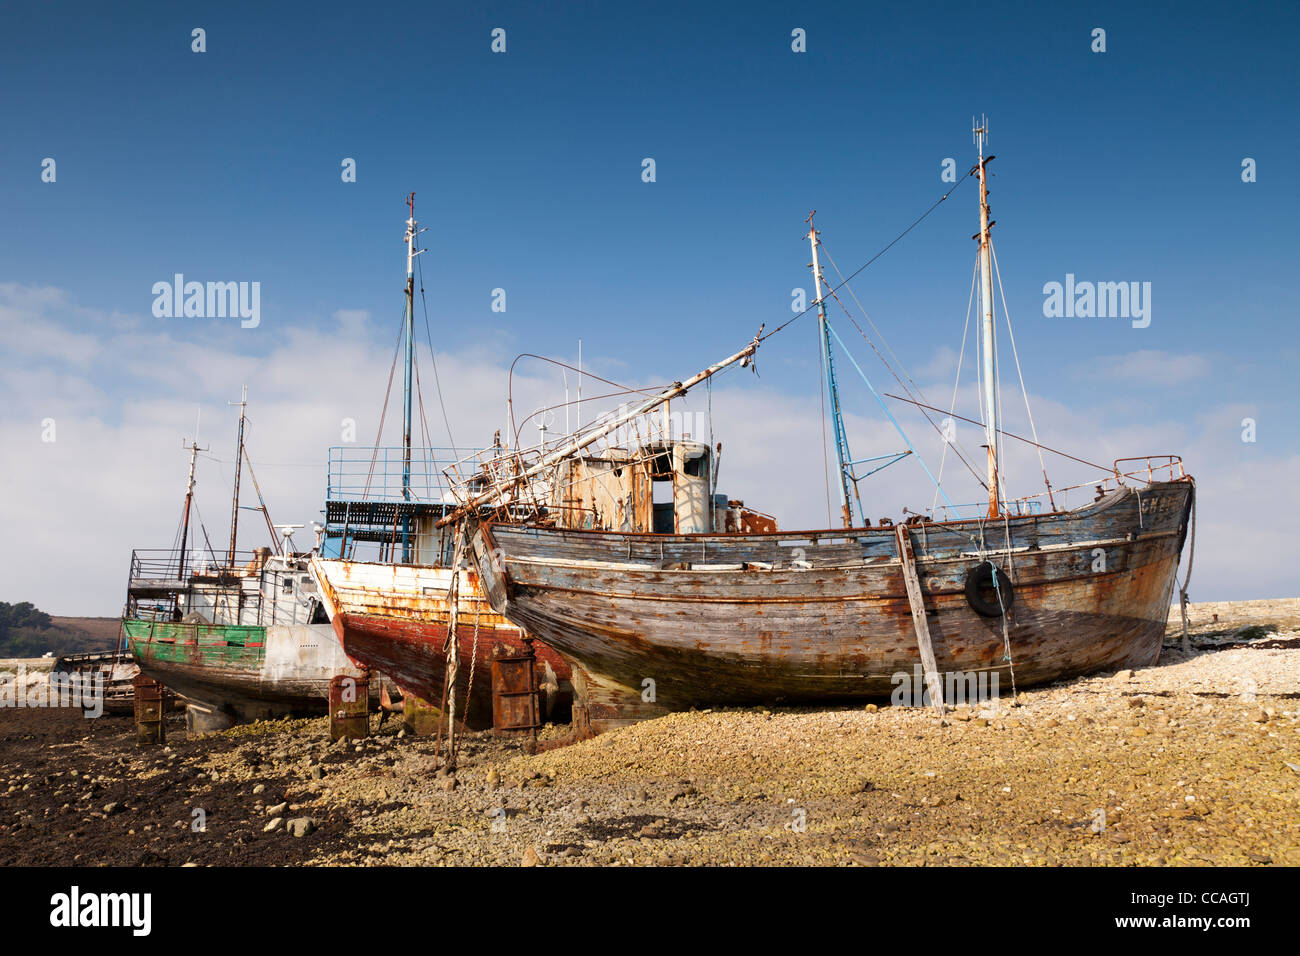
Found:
[975,455,1189,517]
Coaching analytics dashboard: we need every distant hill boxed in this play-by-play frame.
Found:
[0,602,120,657]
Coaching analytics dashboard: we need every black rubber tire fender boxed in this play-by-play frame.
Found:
[964,561,1015,617]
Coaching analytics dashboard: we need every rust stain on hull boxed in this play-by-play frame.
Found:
[312,557,573,730]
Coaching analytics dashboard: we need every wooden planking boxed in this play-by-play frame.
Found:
[491,481,1191,570]
[471,480,1193,718]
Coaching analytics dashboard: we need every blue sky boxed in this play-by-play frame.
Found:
[1,0,1297,613]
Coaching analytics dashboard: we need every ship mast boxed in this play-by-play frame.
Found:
[974,119,1000,518]
[806,211,857,529]
[226,384,247,565]
[401,193,426,562]
[177,437,205,581]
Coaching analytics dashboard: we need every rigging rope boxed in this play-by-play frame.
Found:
[932,257,980,515]
[817,324,833,527]
[820,246,985,489]
[363,312,407,498]
[995,510,1019,702]
[760,170,976,343]
[434,527,465,764]
[991,242,1055,509]
[454,604,481,765]
[416,254,460,460]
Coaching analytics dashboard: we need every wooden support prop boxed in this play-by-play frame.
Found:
[328,673,369,741]
[133,674,167,745]
[896,525,946,717]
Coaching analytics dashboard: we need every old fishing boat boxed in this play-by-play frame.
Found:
[463,123,1196,734]
[312,529,573,730]
[311,196,778,731]
[310,194,575,731]
[122,395,374,732]
[52,651,137,714]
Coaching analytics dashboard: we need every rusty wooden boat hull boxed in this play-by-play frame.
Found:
[53,651,138,714]
[473,479,1194,733]
[311,557,574,729]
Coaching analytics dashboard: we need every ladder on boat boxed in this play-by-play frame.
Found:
[895,524,946,717]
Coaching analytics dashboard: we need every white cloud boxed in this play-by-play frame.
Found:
[1077,350,1211,387]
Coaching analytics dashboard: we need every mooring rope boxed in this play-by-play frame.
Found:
[434,527,465,762]
[454,603,481,764]
[996,509,1019,703]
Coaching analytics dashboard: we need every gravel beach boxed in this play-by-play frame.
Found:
[2,599,1297,866]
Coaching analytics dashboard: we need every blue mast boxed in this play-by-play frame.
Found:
[807,212,861,528]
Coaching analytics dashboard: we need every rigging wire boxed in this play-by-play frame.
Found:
[932,257,980,515]
[820,244,985,489]
[817,318,833,527]
[190,499,222,568]
[514,386,676,450]
[363,309,407,497]
[882,395,1115,475]
[507,352,668,450]
[991,241,1055,508]
[416,253,460,460]
[760,170,976,344]
[992,263,1008,511]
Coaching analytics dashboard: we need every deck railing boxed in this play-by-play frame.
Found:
[124,548,272,623]
[326,446,468,504]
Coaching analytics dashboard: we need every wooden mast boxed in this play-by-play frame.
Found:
[974,118,1000,518]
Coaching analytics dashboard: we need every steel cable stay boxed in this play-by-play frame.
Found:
[820,244,986,492]
[823,320,961,515]
[994,280,1010,511]
[931,257,980,516]
[188,499,222,571]
[760,169,977,345]
[412,360,438,503]
[818,323,833,527]
[990,241,1055,509]
[363,309,408,498]
[415,252,460,463]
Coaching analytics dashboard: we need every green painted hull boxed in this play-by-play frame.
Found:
[123,619,369,723]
